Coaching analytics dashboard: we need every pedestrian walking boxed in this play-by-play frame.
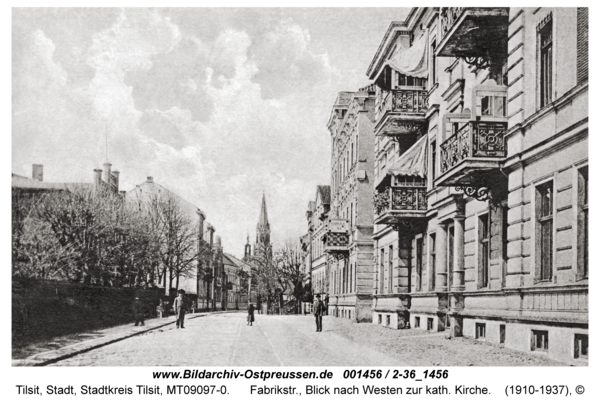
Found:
[133,297,145,326]
[247,303,255,326]
[173,289,186,329]
[314,294,326,332]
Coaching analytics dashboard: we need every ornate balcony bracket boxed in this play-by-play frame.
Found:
[455,185,490,202]
[328,251,349,261]
[461,55,491,71]
[454,177,506,206]
[458,53,505,78]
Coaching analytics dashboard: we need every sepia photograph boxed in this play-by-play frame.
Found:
[11,6,589,371]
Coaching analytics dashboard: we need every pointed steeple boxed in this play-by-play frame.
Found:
[258,192,269,227]
[255,192,271,249]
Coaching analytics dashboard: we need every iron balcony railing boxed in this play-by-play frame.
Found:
[439,7,466,41]
[374,185,428,217]
[439,121,508,175]
[322,218,349,252]
[375,88,429,123]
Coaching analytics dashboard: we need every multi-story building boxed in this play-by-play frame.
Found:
[223,252,247,310]
[323,90,376,322]
[127,176,210,301]
[304,186,331,303]
[364,7,587,364]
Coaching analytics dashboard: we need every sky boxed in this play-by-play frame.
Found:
[12,7,410,256]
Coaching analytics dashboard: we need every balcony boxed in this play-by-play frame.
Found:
[322,218,349,255]
[437,7,509,70]
[374,183,427,225]
[375,88,429,140]
[436,120,507,188]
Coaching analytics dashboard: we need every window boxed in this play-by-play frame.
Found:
[431,141,436,181]
[414,317,421,328]
[379,248,385,294]
[416,237,424,292]
[476,323,486,339]
[574,334,588,359]
[427,318,434,331]
[500,325,506,344]
[388,245,394,293]
[577,8,588,84]
[478,213,490,288]
[350,263,353,293]
[429,233,437,291]
[480,95,506,117]
[378,314,382,324]
[531,330,549,352]
[536,182,554,281]
[386,315,391,326]
[539,18,553,108]
[577,166,589,279]
[447,225,454,286]
[502,207,508,288]
[431,39,437,85]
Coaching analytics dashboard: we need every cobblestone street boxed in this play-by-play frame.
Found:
[50,313,565,367]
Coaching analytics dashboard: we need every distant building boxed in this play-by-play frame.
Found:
[126,176,208,300]
[243,193,273,306]
[303,186,331,300]
[223,253,250,310]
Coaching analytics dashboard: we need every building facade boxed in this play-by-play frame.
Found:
[304,186,331,302]
[126,176,214,304]
[362,7,587,364]
[323,91,376,322]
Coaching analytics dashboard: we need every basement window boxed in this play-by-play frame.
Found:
[574,334,588,359]
[476,323,486,339]
[531,330,549,352]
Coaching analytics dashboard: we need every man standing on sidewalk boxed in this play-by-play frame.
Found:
[173,290,187,329]
[133,297,145,326]
[314,294,326,332]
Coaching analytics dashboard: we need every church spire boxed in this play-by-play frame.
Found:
[255,192,271,250]
[258,191,269,227]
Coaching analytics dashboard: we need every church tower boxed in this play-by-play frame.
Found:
[244,234,252,260]
[254,192,272,257]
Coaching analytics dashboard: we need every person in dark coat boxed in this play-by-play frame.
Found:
[133,297,145,326]
[173,289,186,329]
[314,294,326,332]
[247,303,255,326]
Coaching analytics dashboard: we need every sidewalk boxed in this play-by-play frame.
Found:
[12,310,242,367]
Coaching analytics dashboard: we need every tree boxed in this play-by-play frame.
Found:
[249,241,309,314]
[273,241,309,314]
[32,185,127,283]
[145,191,200,293]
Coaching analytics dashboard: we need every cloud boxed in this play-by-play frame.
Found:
[251,19,338,100]
[13,9,337,254]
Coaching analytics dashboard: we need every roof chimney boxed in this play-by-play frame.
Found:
[103,162,112,183]
[32,164,43,182]
[146,176,154,183]
[111,170,120,191]
[93,169,103,189]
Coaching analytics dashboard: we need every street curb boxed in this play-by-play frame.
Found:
[13,310,243,367]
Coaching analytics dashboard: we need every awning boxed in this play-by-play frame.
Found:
[374,135,428,190]
[375,32,429,87]
[388,134,428,178]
